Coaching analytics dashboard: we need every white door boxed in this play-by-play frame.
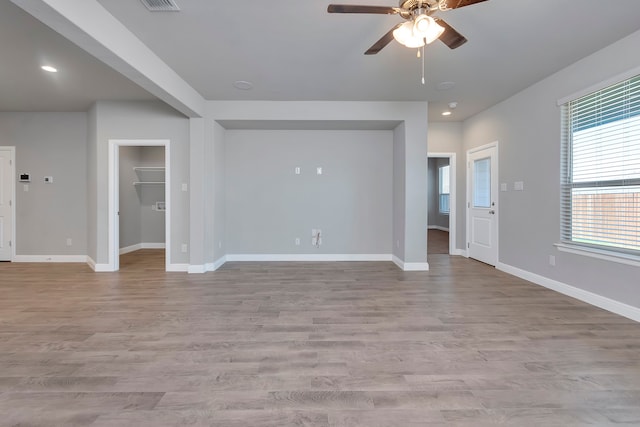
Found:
[0,148,15,261]
[467,144,498,265]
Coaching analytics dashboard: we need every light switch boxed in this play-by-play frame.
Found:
[514,181,524,191]
[182,183,188,192]
[295,167,301,175]
[500,183,507,192]
[316,167,322,175]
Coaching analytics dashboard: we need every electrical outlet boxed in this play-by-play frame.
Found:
[295,167,300,175]
[549,255,556,266]
[181,244,188,253]
[311,229,322,246]
[44,176,53,183]
[316,167,323,175]
[295,237,300,246]
[66,238,72,247]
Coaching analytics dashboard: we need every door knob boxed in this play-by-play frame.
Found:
[489,210,495,214]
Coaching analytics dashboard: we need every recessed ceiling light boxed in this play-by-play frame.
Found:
[437,81,455,91]
[442,111,452,116]
[233,80,253,90]
[41,65,57,73]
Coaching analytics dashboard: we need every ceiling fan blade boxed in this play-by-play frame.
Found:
[438,0,488,9]
[435,18,467,49]
[365,24,402,55]
[327,4,399,14]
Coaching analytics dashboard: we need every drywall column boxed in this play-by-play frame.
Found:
[392,122,406,262]
[403,112,428,266]
[188,117,206,272]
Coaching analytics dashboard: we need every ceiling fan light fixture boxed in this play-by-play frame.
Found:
[393,21,425,48]
[413,15,445,44]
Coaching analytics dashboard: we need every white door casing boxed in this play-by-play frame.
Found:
[467,143,498,265]
[108,139,170,272]
[0,148,15,261]
[427,152,457,255]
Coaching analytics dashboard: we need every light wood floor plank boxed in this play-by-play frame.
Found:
[0,250,639,426]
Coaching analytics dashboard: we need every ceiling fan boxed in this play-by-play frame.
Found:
[327,0,487,55]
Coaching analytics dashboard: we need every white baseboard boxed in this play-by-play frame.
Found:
[188,256,229,274]
[86,257,112,272]
[207,256,227,272]
[14,255,88,263]
[451,248,467,257]
[428,226,450,232]
[120,243,166,255]
[392,255,430,271]
[166,263,189,272]
[497,262,640,323]
[187,264,206,274]
[225,254,393,262]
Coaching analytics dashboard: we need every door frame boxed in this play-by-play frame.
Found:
[108,139,170,271]
[427,152,457,255]
[0,146,16,261]
[466,141,499,263]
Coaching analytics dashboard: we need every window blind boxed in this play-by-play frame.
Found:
[561,75,640,255]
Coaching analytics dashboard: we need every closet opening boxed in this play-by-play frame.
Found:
[108,139,170,271]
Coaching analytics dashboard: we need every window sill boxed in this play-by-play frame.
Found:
[555,243,640,268]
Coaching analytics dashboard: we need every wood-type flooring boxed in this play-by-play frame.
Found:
[1,250,639,426]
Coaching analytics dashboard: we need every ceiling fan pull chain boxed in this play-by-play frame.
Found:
[421,44,425,84]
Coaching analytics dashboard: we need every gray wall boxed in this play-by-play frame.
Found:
[427,121,464,250]
[91,101,189,265]
[225,129,393,254]
[211,121,226,261]
[462,29,640,308]
[427,157,449,230]
[0,112,87,256]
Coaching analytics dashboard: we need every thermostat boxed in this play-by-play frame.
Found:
[19,173,31,182]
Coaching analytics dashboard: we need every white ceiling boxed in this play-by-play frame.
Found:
[3,0,640,121]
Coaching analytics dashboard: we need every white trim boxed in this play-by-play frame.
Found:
[555,243,640,268]
[497,262,640,323]
[108,139,170,272]
[428,225,450,232]
[427,152,456,256]
[0,146,16,262]
[392,255,429,271]
[187,264,206,274]
[166,263,189,272]
[206,255,227,272]
[119,243,166,255]
[87,256,111,272]
[451,248,467,257]
[13,255,88,263]
[557,65,640,106]
[225,253,393,262]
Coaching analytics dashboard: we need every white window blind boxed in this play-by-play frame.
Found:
[560,74,640,255]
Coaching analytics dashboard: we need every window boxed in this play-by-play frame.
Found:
[560,74,640,256]
[439,165,450,214]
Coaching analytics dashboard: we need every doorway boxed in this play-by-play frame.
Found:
[466,142,499,265]
[0,147,15,261]
[427,152,456,255]
[108,139,170,271]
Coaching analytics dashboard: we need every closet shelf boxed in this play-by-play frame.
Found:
[133,166,165,186]
[133,167,165,171]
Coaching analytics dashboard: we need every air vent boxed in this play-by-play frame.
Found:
[140,0,180,12]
